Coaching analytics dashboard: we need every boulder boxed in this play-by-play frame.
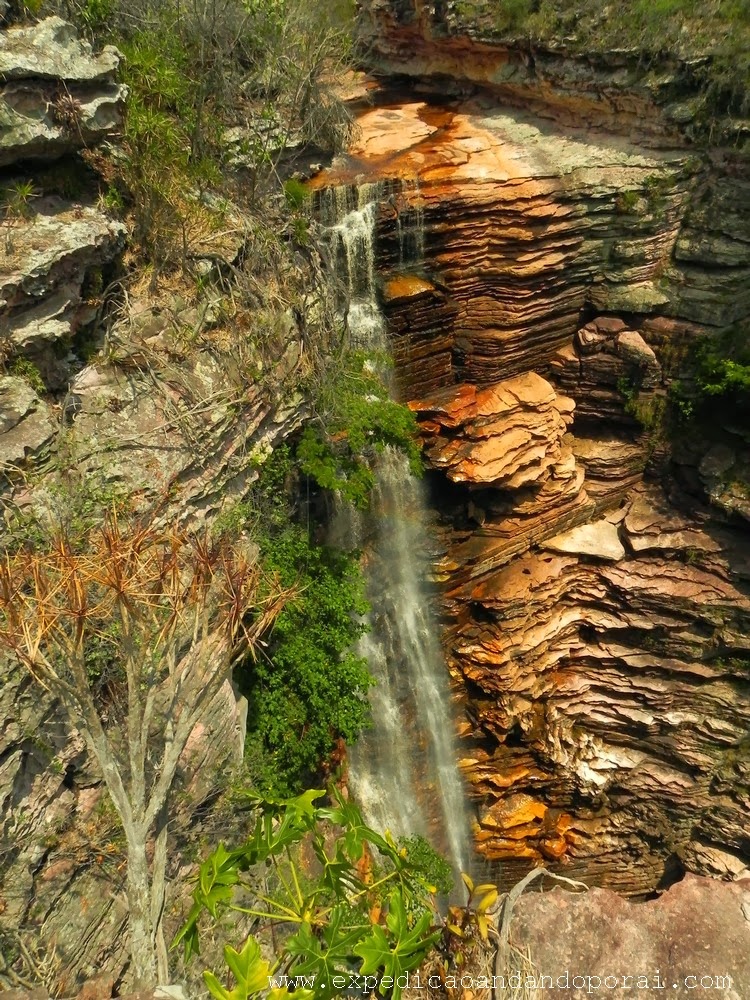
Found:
[508,875,750,999]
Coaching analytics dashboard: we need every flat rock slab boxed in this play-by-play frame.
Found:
[509,874,750,999]
[0,17,119,81]
[544,518,625,561]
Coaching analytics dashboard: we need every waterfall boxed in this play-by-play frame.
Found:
[321,179,474,884]
[346,451,473,881]
[396,176,425,266]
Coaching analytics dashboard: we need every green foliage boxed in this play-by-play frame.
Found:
[354,892,435,994]
[693,331,750,400]
[7,357,45,396]
[396,835,454,897]
[2,474,133,555]
[100,183,124,214]
[300,353,422,509]
[82,619,125,690]
[671,326,750,433]
[632,0,691,19]
[175,789,443,1000]
[216,447,371,796]
[76,0,114,30]
[494,0,533,30]
[615,190,640,215]
[284,178,310,210]
[241,524,372,797]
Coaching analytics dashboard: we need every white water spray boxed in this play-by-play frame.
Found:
[322,179,473,883]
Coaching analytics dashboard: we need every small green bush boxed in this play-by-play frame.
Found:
[240,524,372,797]
[495,0,533,29]
[223,446,372,797]
[300,352,422,509]
[397,835,454,897]
[671,326,750,434]
[283,177,310,210]
[8,357,46,395]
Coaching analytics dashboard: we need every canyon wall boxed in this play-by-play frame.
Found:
[338,0,750,893]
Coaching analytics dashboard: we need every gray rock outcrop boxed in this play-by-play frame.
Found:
[0,17,126,166]
[0,376,56,475]
[2,198,126,370]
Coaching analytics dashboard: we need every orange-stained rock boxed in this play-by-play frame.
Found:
[309,56,750,896]
[382,273,436,302]
[410,373,576,488]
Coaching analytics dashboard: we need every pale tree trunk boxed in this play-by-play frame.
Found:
[125,830,159,990]
[152,804,170,984]
[121,808,171,988]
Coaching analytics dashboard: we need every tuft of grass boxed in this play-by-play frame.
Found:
[8,357,46,396]
[2,180,40,221]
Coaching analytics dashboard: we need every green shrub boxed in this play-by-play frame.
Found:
[615,190,640,215]
[221,447,372,797]
[397,835,454,897]
[300,352,422,509]
[671,326,750,434]
[495,0,533,30]
[284,177,310,210]
[240,524,372,797]
[7,357,45,395]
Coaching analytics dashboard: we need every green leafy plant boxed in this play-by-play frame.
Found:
[7,357,46,396]
[396,835,454,898]
[214,447,372,796]
[301,353,422,509]
[68,0,355,271]
[175,789,443,1000]
[445,873,498,944]
[241,524,372,796]
[670,326,750,436]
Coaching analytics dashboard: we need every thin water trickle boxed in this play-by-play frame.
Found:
[321,179,474,886]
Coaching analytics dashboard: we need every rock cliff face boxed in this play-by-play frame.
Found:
[0,20,309,988]
[0,17,126,166]
[316,2,750,892]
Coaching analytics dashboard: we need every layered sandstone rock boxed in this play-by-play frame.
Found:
[356,0,748,147]
[313,14,750,892]
[410,374,574,488]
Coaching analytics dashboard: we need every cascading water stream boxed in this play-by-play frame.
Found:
[321,179,474,884]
